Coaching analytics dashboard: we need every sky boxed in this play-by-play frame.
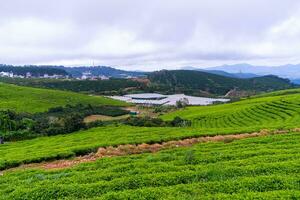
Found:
[1,0,300,71]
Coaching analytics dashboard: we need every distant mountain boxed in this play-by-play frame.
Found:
[181,66,259,79]
[148,70,294,96]
[291,79,300,85]
[206,63,300,79]
[53,66,146,78]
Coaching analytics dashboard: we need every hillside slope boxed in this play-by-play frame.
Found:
[3,88,300,170]
[148,70,294,96]
[0,83,127,113]
[162,88,300,129]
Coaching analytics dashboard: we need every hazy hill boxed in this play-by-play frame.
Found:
[182,66,259,79]
[148,70,294,96]
[206,63,300,79]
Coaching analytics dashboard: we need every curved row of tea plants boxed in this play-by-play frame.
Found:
[162,90,300,129]
[1,132,300,199]
[0,125,260,171]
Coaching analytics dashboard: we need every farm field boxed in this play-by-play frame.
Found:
[0,83,127,113]
[162,88,300,129]
[1,132,300,199]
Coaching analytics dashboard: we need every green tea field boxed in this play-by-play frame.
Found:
[1,125,253,171]
[1,132,300,199]
[0,83,127,113]
[1,87,300,200]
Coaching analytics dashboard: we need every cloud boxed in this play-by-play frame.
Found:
[0,0,299,69]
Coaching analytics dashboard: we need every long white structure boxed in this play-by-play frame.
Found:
[110,93,230,106]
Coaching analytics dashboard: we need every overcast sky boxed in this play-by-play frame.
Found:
[1,0,300,70]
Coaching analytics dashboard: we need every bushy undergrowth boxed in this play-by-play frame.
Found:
[0,104,129,141]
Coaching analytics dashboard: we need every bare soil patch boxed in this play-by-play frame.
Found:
[84,114,129,123]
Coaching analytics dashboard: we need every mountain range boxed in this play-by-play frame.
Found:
[204,63,300,80]
[54,66,146,78]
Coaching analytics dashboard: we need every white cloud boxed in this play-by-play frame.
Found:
[0,0,300,69]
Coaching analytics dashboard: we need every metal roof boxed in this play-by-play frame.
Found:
[124,93,167,99]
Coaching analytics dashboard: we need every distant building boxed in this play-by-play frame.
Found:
[0,71,14,78]
[99,75,109,80]
[0,71,68,79]
[81,71,92,80]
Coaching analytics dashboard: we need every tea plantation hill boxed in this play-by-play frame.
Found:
[3,88,300,171]
[0,83,127,113]
[162,88,300,129]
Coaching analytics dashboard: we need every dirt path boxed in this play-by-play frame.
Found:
[3,128,299,174]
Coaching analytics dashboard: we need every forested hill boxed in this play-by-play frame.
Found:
[0,65,68,76]
[148,70,294,96]
[54,66,146,78]
[0,64,145,78]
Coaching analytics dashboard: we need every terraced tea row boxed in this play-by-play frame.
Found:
[1,133,300,199]
[1,126,258,171]
[162,91,300,129]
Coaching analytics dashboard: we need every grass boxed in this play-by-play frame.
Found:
[1,132,300,199]
[0,83,127,113]
[162,89,300,129]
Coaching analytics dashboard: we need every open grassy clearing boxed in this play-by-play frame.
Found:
[1,132,300,199]
[0,83,127,113]
[162,89,300,129]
